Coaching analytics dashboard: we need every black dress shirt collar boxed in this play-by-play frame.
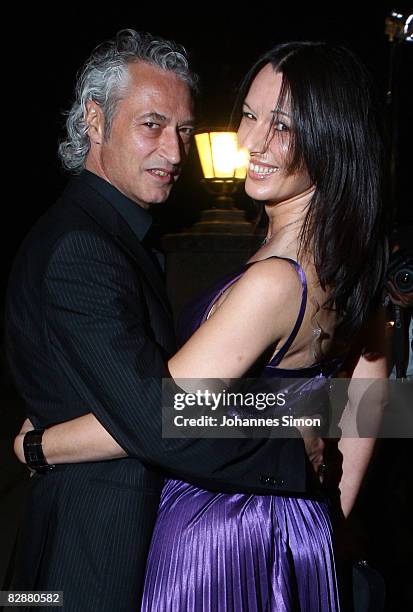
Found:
[80,169,152,242]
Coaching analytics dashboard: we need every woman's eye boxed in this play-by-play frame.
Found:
[274,121,288,132]
[242,111,255,120]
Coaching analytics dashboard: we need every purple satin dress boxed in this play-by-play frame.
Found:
[142,257,341,611]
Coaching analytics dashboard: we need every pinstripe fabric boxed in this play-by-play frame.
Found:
[5,172,310,610]
[13,464,161,611]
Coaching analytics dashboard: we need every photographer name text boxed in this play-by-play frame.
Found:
[173,415,322,428]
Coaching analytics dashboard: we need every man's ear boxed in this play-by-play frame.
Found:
[85,100,104,145]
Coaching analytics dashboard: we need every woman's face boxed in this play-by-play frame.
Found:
[237,63,312,204]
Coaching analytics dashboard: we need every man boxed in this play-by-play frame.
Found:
[6,29,315,611]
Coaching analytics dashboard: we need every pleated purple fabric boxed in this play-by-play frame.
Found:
[141,480,340,611]
[141,257,341,611]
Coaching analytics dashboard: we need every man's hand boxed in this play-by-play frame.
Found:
[13,418,35,466]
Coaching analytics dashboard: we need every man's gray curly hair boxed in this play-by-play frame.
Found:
[58,29,198,173]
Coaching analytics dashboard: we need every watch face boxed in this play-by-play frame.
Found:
[27,451,41,465]
[23,429,55,472]
[23,429,48,470]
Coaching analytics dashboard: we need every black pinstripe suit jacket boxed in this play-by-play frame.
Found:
[5,172,308,611]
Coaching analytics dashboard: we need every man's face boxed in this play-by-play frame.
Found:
[86,62,195,208]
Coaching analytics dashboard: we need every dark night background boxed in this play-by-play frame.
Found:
[1,5,412,610]
[1,5,412,294]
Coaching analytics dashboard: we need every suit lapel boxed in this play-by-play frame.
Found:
[64,176,173,320]
[113,215,173,318]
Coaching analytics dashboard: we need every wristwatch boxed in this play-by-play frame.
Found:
[23,429,55,473]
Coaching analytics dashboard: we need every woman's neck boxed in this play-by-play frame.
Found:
[264,186,315,241]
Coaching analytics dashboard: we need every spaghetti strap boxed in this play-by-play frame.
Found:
[264,256,308,367]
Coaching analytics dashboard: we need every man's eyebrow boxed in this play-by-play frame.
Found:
[137,112,196,126]
[182,118,196,125]
[138,112,168,122]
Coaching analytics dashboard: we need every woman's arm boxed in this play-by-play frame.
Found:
[15,259,300,466]
[338,306,388,518]
[14,413,126,465]
[167,259,299,379]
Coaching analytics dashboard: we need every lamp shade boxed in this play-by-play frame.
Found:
[195,131,247,180]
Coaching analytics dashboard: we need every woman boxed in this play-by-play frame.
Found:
[15,42,387,610]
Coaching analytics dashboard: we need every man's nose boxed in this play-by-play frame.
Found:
[160,129,182,166]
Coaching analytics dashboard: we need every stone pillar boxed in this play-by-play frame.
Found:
[162,208,263,321]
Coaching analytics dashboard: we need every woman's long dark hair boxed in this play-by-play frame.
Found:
[234,41,389,341]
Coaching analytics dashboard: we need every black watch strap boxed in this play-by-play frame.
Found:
[23,429,55,473]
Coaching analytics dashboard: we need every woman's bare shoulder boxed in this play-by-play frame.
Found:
[241,256,303,299]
